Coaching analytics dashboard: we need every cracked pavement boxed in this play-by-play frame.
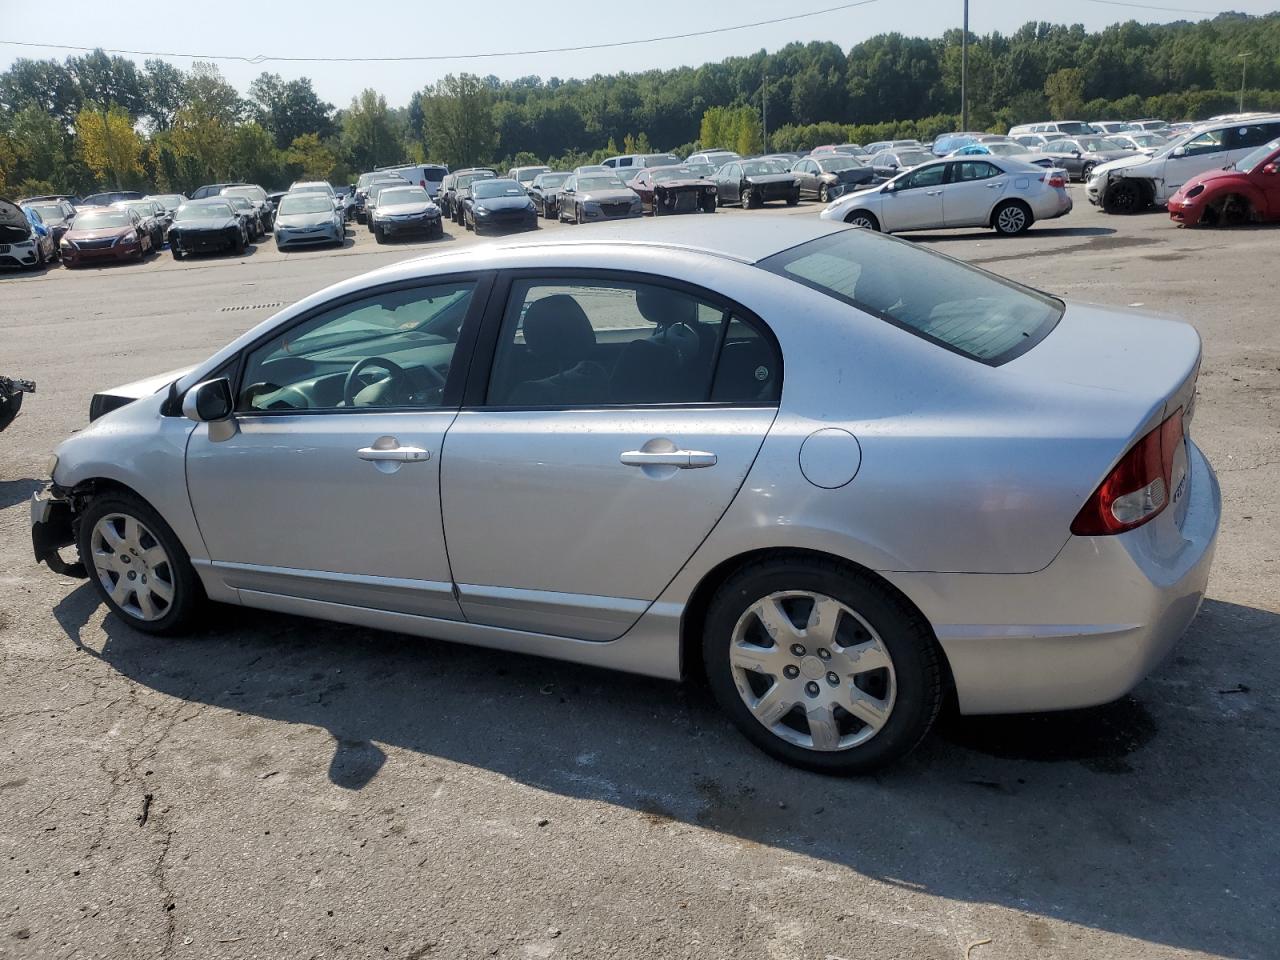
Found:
[1,193,1277,959]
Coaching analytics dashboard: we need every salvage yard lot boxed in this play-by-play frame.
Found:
[1,191,1278,960]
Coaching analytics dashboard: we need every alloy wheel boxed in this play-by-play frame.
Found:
[996,204,1028,234]
[89,513,176,622]
[729,591,897,751]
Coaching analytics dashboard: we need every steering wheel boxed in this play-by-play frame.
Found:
[344,356,408,407]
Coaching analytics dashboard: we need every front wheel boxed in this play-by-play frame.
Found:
[1103,179,1143,215]
[77,492,203,635]
[741,187,757,209]
[374,224,386,244]
[818,184,830,203]
[844,210,880,231]
[1080,162,1096,182]
[232,233,245,255]
[703,558,943,774]
[992,200,1032,236]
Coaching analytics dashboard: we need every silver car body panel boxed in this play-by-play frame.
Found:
[48,219,1220,709]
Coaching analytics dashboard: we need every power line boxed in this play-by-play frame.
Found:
[1079,0,1223,15]
[0,0,882,66]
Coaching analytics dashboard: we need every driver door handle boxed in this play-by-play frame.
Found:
[926,190,943,196]
[620,450,717,468]
[357,445,430,462]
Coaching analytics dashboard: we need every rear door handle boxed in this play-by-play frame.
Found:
[926,190,943,196]
[357,443,430,463]
[986,181,1005,188]
[621,450,718,468]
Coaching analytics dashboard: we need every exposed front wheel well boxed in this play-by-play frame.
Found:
[678,547,953,695]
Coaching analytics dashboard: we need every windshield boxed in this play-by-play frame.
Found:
[457,172,495,188]
[650,167,701,182]
[643,154,682,166]
[1238,139,1280,174]
[378,187,430,205]
[742,160,787,176]
[150,195,185,207]
[515,168,547,183]
[223,185,267,201]
[985,143,1023,156]
[897,151,934,166]
[278,194,334,215]
[73,210,130,228]
[578,176,623,191]
[177,202,233,219]
[1132,134,1166,147]
[29,204,64,221]
[1056,122,1093,135]
[292,183,334,196]
[1079,138,1124,152]
[760,230,1062,365]
[536,173,570,188]
[359,172,399,188]
[474,180,526,199]
[818,156,864,171]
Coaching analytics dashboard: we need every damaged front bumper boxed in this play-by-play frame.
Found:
[31,484,86,577]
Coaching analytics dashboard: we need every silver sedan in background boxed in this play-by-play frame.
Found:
[273,192,345,249]
[31,219,1219,774]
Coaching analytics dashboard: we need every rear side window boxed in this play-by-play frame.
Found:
[760,230,1062,365]
[485,278,780,407]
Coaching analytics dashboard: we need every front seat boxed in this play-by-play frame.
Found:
[507,295,609,406]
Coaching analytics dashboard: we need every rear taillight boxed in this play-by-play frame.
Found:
[1047,173,1067,188]
[1071,408,1184,536]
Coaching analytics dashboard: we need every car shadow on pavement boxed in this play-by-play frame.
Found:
[0,477,41,509]
[51,585,1278,958]
[909,225,1116,243]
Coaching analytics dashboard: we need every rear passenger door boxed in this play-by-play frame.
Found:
[943,160,1006,226]
[440,273,781,642]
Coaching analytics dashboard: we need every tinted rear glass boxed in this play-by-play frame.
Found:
[759,230,1062,365]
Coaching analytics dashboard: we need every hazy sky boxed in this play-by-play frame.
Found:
[2,0,1274,108]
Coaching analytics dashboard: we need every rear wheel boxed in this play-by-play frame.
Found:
[844,210,880,231]
[703,557,943,774]
[1080,161,1096,182]
[819,184,830,203]
[992,200,1032,236]
[77,492,203,635]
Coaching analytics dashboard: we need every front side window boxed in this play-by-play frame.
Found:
[760,230,1062,365]
[900,164,946,190]
[1182,131,1224,156]
[238,282,476,412]
[486,278,780,407]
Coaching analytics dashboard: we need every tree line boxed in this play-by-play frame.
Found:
[2,12,1277,196]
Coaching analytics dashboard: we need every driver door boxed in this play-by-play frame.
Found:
[880,163,946,231]
[185,275,491,619]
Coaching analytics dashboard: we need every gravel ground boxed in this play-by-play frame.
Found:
[1,191,1277,960]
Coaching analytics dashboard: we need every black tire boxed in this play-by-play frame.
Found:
[787,190,800,206]
[703,557,943,774]
[374,224,386,244]
[77,491,203,635]
[818,184,830,203]
[1080,162,1096,182]
[1103,179,1143,215]
[232,233,245,255]
[843,210,880,231]
[171,245,183,260]
[742,187,757,209]
[992,200,1032,236]
[574,203,582,224]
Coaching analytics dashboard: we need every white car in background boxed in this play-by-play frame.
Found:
[821,156,1071,235]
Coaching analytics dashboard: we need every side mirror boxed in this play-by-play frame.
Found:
[1263,163,1278,175]
[1173,146,1186,158]
[1072,150,1082,157]
[183,378,233,423]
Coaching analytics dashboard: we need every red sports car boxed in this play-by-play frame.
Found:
[1168,138,1280,227]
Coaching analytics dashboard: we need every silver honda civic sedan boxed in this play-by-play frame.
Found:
[31,219,1220,773]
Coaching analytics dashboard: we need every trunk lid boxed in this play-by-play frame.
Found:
[0,198,32,243]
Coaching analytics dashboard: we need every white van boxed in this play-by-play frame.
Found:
[377,164,449,198]
[1087,114,1280,212]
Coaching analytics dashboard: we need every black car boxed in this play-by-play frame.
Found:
[0,374,35,434]
[223,195,265,240]
[527,172,571,219]
[354,171,407,224]
[190,182,248,200]
[112,199,169,251]
[449,168,498,224]
[21,198,76,243]
[461,178,538,234]
[80,190,145,207]
[790,155,876,202]
[711,159,800,208]
[168,199,248,259]
[220,184,276,231]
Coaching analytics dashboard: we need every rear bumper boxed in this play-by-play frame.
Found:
[30,486,86,577]
[886,441,1221,714]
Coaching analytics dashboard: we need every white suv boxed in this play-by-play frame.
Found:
[1087,115,1280,213]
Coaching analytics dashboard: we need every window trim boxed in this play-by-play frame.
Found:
[461,267,784,411]
[221,270,496,418]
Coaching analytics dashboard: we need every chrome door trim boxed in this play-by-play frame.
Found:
[209,560,462,620]
[455,583,649,642]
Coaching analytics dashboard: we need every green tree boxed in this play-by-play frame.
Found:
[75,103,144,189]
[419,74,496,168]
[250,72,336,149]
[9,105,71,189]
[284,133,337,181]
[341,89,404,171]
[1045,67,1087,118]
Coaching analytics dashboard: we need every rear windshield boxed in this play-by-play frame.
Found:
[760,229,1063,365]
[1056,122,1093,135]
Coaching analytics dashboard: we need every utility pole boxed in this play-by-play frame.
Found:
[961,0,969,131]
[762,72,768,154]
[1238,53,1253,113]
